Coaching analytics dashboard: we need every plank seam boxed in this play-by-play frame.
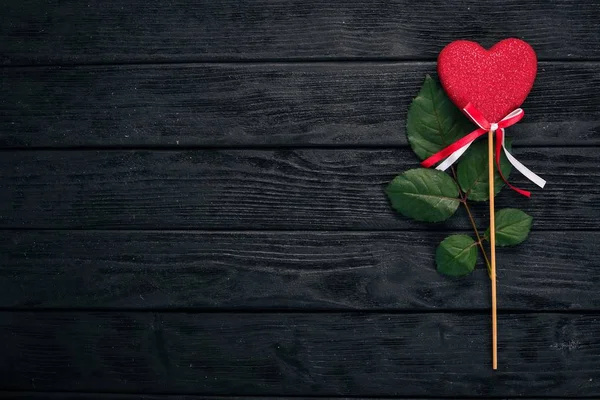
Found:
[1,227,599,233]
[0,308,598,314]
[3,57,600,69]
[0,391,596,399]
[0,143,596,151]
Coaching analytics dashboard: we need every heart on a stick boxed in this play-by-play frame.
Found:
[437,38,537,123]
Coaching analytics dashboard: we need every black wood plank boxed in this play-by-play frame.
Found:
[0,396,440,400]
[1,62,598,147]
[0,148,596,230]
[1,230,597,311]
[1,311,599,396]
[2,0,600,64]
[0,395,573,400]
[1,395,217,400]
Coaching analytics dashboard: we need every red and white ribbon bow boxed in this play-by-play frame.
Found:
[421,103,546,197]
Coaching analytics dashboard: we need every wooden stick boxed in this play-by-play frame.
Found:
[488,128,498,370]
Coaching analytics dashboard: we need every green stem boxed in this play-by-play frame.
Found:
[450,166,492,278]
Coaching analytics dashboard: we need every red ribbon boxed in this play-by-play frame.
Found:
[421,103,531,197]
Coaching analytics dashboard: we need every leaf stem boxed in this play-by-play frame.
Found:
[450,166,492,277]
[464,199,492,278]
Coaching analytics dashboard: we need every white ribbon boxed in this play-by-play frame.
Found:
[498,129,546,189]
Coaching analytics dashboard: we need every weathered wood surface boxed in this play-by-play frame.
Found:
[1,312,599,396]
[1,62,598,147]
[2,0,599,398]
[0,148,595,230]
[0,396,563,400]
[2,0,600,65]
[1,230,597,311]
[0,395,584,400]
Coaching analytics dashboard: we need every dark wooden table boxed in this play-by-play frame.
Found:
[1,1,600,398]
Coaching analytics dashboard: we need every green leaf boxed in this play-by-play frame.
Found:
[456,139,513,201]
[436,235,478,277]
[407,75,474,160]
[485,208,533,247]
[385,168,461,222]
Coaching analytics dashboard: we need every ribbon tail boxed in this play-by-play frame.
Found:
[421,127,487,169]
[492,128,530,197]
[435,141,473,171]
[501,134,547,189]
[495,128,546,198]
[495,129,530,197]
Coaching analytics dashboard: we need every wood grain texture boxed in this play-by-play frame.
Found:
[1,311,599,396]
[1,62,599,147]
[2,0,600,65]
[1,230,598,311]
[2,0,599,398]
[0,396,438,400]
[0,148,596,230]
[1,394,221,400]
[0,395,571,400]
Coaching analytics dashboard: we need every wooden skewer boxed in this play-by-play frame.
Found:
[488,128,498,370]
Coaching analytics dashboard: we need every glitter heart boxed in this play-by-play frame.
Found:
[437,38,537,123]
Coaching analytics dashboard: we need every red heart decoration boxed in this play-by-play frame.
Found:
[437,38,537,123]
